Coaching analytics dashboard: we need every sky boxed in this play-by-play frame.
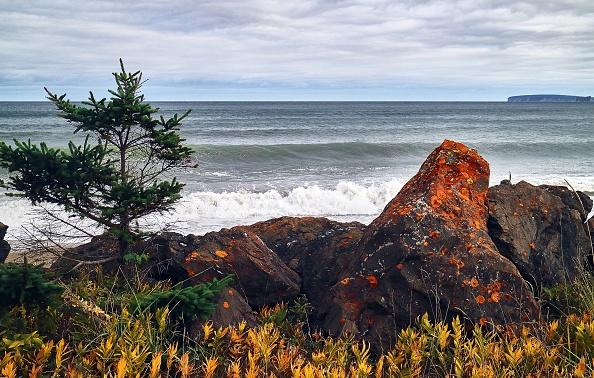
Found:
[2,0,594,101]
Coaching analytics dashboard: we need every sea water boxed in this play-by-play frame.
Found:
[1,101,593,239]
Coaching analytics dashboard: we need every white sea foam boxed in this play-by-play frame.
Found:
[167,179,406,234]
[1,180,405,238]
[2,177,593,239]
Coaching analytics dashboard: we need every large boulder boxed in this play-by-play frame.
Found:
[245,217,365,315]
[0,223,10,263]
[322,140,539,346]
[182,227,301,308]
[488,182,593,289]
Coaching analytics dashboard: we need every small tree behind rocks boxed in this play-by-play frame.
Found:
[0,60,193,258]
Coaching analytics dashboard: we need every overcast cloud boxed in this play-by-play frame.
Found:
[2,0,594,100]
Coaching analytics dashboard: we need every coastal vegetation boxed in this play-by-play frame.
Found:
[2,268,594,377]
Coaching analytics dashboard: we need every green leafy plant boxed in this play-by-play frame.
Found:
[130,276,233,321]
[0,59,194,256]
[123,251,150,265]
[0,262,63,315]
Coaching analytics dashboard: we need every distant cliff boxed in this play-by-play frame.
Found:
[508,94,592,102]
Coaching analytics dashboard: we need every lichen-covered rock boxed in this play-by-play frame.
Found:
[245,217,365,317]
[323,140,539,347]
[0,223,10,263]
[488,181,592,289]
[182,227,301,308]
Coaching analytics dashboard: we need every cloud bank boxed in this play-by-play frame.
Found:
[2,0,594,100]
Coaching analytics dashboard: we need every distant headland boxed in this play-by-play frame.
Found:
[508,94,592,102]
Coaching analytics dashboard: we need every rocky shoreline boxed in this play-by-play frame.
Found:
[2,140,593,349]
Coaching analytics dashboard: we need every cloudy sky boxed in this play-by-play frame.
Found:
[2,0,594,100]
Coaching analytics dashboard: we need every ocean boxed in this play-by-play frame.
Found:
[1,101,593,239]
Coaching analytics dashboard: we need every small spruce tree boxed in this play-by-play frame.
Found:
[0,60,193,257]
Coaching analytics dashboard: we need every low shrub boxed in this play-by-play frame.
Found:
[129,275,232,322]
[0,262,63,314]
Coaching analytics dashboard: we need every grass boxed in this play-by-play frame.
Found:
[3,264,594,377]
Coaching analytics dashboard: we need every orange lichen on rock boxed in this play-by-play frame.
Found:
[366,275,378,288]
[324,140,539,346]
[223,301,230,309]
[462,277,480,288]
[215,250,229,258]
[396,205,413,216]
[184,250,202,263]
[490,292,500,303]
[429,230,441,238]
[483,280,503,294]
[430,195,443,209]
[448,256,464,270]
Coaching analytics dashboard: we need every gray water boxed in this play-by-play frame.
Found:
[1,101,593,237]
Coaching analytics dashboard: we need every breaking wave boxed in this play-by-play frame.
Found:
[2,180,406,238]
[3,177,593,239]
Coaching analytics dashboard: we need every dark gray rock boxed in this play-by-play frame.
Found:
[488,181,592,289]
[181,227,302,308]
[0,223,10,263]
[244,217,365,321]
[539,185,593,222]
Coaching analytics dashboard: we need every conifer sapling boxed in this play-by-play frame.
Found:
[0,60,194,257]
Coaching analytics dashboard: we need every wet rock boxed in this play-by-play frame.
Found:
[488,181,592,289]
[0,223,10,263]
[323,140,539,347]
[245,217,365,315]
[182,227,301,308]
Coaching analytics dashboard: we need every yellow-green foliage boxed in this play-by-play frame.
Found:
[5,300,594,377]
[3,269,594,377]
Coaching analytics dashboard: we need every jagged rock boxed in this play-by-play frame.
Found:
[245,217,365,317]
[182,227,301,308]
[488,182,592,289]
[322,140,539,347]
[0,223,10,263]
